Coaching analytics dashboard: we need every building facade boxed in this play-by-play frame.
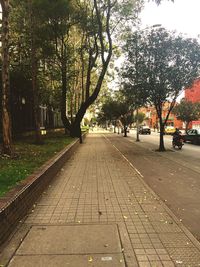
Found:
[139,103,183,131]
[139,78,200,130]
[185,78,200,129]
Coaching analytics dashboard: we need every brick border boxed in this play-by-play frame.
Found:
[0,136,84,246]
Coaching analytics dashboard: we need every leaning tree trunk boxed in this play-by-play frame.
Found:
[1,0,13,155]
[70,119,82,143]
[60,0,113,143]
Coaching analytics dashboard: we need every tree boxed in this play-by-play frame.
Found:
[173,99,200,132]
[0,0,176,151]
[99,100,119,128]
[10,0,62,144]
[123,28,200,151]
[0,0,13,155]
[99,98,133,137]
[48,0,141,142]
[134,112,145,124]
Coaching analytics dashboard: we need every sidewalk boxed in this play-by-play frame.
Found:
[1,133,200,267]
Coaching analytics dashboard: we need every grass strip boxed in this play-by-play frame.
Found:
[0,132,74,197]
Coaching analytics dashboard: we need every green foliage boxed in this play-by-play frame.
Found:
[134,112,145,124]
[98,97,133,129]
[123,28,200,109]
[122,27,200,150]
[0,132,74,197]
[173,99,200,130]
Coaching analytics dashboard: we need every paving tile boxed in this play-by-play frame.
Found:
[3,134,200,267]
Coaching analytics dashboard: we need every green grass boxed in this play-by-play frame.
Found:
[0,132,75,197]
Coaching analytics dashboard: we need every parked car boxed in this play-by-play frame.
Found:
[164,126,176,135]
[183,129,200,145]
[139,126,151,135]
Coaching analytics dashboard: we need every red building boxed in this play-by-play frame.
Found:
[185,78,200,103]
[139,103,183,130]
[185,78,200,129]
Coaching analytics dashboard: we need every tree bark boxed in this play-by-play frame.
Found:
[158,122,165,151]
[60,44,72,134]
[31,49,42,144]
[59,0,113,142]
[123,126,127,137]
[1,0,13,155]
[185,121,190,133]
[29,0,42,144]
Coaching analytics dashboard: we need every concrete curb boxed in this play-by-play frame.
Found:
[0,136,83,247]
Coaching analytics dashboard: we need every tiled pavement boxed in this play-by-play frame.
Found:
[5,134,200,266]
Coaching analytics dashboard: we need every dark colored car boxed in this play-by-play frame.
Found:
[139,126,151,135]
[183,129,200,145]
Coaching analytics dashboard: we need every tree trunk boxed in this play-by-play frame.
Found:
[29,1,42,144]
[158,123,166,151]
[1,0,13,155]
[136,108,140,142]
[70,121,82,143]
[31,52,42,144]
[123,126,127,137]
[185,121,190,133]
[59,40,72,135]
[60,0,112,141]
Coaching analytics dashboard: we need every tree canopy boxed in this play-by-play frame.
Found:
[0,0,187,155]
[122,27,200,151]
[173,99,200,132]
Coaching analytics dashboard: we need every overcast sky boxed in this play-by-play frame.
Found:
[140,0,200,38]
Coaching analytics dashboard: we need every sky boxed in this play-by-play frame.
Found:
[140,0,200,39]
[139,0,200,100]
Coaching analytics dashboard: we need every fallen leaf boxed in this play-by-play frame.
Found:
[88,256,93,262]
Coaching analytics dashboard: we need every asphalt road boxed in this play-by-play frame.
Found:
[106,131,200,241]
